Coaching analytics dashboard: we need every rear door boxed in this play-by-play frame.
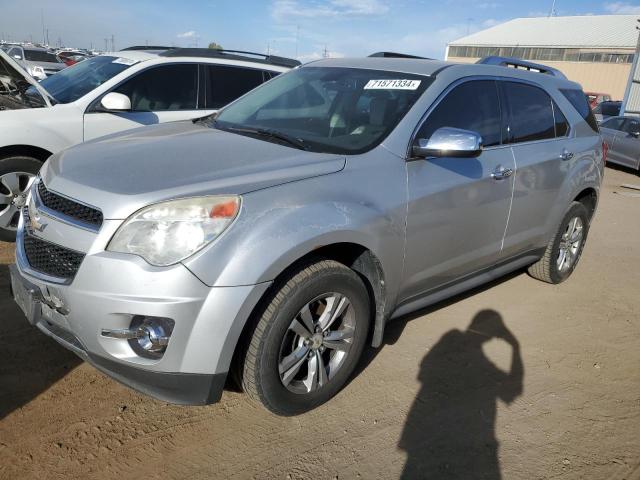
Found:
[402,79,515,300]
[614,118,640,169]
[599,117,625,164]
[499,80,579,257]
[83,63,203,141]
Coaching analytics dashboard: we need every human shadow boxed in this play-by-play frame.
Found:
[398,309,523,479]
[0,263,81,420]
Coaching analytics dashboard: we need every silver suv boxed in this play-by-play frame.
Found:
[10,54,604,415]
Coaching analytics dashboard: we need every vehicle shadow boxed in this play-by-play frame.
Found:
[0,264,81,420]
[397,309,523,479]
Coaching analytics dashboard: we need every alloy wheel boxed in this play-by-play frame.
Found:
[557,216,584,273]
[278,293,355,394]
[0,172,35,231]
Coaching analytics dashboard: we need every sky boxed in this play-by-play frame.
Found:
[1,0,640,61]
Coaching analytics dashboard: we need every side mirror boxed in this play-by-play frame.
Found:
[412,127,483,159]
[630,131,640,139]
[100,92,132,112]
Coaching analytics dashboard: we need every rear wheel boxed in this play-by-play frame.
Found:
[241,260,370,415]
[528,201,590,284]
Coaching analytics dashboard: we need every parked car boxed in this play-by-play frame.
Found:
[586,91,612,109]
[9,55,604,415]
[5,45,66,80]
[599,116,640,171]
[0,48,298,240]
[57,51,88,66]
[593,100,621,124]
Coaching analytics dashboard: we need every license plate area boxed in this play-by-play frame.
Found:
[9,264,42,326]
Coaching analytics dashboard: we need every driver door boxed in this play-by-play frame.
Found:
[401,79,515,301]
[83,63,206,141]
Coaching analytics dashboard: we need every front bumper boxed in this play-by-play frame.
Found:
[9,251,270,405]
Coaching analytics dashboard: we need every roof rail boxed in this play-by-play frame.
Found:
[159,48,301,68]
[120,46,173,51]
[476,56,566,79]
[369,51,433,60]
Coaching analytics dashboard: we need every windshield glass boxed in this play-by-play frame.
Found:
[213,67,432,155]
[26,55,134,104]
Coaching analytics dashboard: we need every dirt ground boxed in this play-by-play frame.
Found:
[0,166,639,480]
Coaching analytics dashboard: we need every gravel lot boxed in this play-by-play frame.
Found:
[0,166,639,480]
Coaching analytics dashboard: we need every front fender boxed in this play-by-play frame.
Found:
[183,177,406,309]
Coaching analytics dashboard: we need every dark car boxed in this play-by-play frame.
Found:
[593,101,621,124]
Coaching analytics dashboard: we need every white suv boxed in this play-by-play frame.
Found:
[0,47,297,240]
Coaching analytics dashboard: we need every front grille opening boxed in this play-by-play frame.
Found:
[37,181,103,228]
[22,208,85,280]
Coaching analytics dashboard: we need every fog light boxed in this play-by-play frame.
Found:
[101,316,174,359]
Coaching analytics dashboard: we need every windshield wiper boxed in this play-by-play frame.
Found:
[219,124,309,151]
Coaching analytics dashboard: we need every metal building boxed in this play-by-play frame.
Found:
[446,15,639,99]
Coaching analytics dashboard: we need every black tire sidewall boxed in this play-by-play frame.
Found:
[257,267,370,415]
[0,156,42,242]
[548,202,590,283]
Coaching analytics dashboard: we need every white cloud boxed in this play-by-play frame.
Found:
[272,0,388,21]
[297,49,346,63]
[604,2,640,14]
[177,30,196,38]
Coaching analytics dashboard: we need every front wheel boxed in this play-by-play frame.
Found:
[0,156,42,242]
[528,201,590,284]
[241,260,371,415]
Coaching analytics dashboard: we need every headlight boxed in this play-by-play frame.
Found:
[108,196,240,266]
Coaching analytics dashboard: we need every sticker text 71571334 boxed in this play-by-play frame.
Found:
[364,79,422,90]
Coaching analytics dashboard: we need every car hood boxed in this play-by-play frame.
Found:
[0,49,53,107]
[41,121,346,219]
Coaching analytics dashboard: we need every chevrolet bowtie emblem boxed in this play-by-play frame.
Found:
[28,196,47,233]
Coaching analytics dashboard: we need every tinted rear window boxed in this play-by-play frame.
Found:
[503,82,555,143]
[600,103,621,116]
[24,50,61,63]
[560,88,599,132]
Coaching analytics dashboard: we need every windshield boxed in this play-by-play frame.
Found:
[213,67,432,155]
[25,55,134,104]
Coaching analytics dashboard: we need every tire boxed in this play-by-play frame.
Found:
[241,259,371,415]
[0,156,42,242]
[528,201,590,284]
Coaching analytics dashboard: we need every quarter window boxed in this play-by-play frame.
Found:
[205,65,266,109]
[552,101,570,137]
[416,80,502,147]
[502,82,555,143]
[560,88,599,132]
[114,64,198,111]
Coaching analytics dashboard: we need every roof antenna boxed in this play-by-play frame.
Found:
[548,0,557,17]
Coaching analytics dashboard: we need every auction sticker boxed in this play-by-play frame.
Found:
[112,57,138,66]
[364,79,421,90]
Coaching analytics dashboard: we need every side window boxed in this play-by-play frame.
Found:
[600,117,624,131]
[113,64,198,112]
[622,118,640,135]
[502,82,555,143]
[416,80,502,147]
[205,65,265,109]
[560,88,599,133]
[552,101,570,137]
[9,48,21,59]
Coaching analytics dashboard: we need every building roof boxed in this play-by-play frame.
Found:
[449,15,640,49]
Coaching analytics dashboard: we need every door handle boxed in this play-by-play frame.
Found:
[560,150,574,161]
[491,167,513,180]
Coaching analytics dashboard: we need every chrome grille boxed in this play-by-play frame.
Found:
[37,181,103,228]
